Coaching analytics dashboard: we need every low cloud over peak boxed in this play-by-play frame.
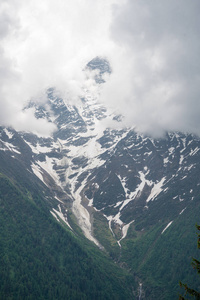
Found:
[101,0,200,136]
[1,0,200,137]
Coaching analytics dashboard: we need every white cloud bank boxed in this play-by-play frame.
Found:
[102,0,200,137]
[1,0,200,137]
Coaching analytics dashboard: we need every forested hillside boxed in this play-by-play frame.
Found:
[0,173,134,299]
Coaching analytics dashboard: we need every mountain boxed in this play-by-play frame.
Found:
[0,172,135,300]
[0,57,200,299]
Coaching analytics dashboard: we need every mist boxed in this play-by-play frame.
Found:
[1,0,200,137]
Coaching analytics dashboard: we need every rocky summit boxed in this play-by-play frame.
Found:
[1,57,200,299]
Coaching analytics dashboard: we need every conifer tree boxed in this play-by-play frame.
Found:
[179,225,200,299]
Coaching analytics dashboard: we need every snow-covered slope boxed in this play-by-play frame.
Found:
[1,57,200,248]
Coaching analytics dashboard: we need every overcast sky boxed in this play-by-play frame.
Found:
[1,0,200,137]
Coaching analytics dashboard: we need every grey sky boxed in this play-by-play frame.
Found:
[0,0,200,136]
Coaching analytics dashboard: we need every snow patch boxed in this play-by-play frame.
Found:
[37,156,61,187]
[179,207,187,215]
[3,141,21,154]
[114,201,123,208]
[119,171,152,210]
[31,163,45,183]
[162,221,173,234]
[188,164,195,171]
[146,177,166,202]
[113,212,123,226]
[50,210,60,222]
[105,215,115,237]
[52,205,73,230]
[25,140,54,154]
[168,147,175,155]
[4,128,13,139]
[118,220,135,247]
[163,157,169,165]
[189,147,199,156]
[71,176,101,247]
[179,155,184,165]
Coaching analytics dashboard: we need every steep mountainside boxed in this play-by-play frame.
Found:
[0,172,134,300]
[0,57,200,299]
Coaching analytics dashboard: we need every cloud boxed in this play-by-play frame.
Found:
[0,0,115,135]
[101,0,200,136]
[1,0,200,137]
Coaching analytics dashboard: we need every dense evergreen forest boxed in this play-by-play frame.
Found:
[0,174,134,299]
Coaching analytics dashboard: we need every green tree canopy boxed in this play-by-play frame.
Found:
[179,225,200,299]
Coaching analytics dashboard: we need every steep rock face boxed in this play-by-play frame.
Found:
[1,57,200,298]
[0,58,200,249]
